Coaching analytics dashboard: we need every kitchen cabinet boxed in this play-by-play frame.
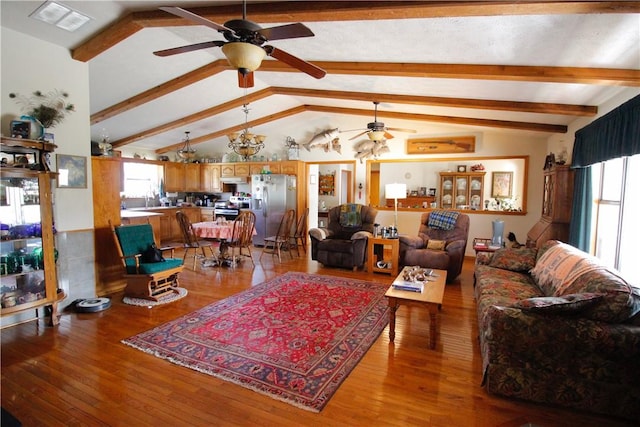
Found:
[144,207,200,242]
[280,161,299,175]
[439,172,485,210]
[201,164,221,192]
[184,163,201,192]
[164,162,184,192]
[200,208,215,222]
[233,164,250,177]
[1,137,60,326]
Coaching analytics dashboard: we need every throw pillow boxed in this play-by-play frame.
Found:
[426,239,446,250]
[512,293,603,314]
[488,247,537,272]
[427,210,459,231]
[141,243,164,263]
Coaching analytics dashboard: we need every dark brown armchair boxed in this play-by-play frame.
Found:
[399,211,470,282]
[309,204,378,270]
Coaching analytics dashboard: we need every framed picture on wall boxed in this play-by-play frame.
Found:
[491,171,513,198]
[57,154,87,188]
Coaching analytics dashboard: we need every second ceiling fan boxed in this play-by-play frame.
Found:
[154,3,326,87]
[348,102,417,141]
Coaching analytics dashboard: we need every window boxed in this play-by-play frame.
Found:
[591,154,640,284]
[122,162,162,198]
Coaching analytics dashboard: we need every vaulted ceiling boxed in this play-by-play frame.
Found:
[2,1,639,157]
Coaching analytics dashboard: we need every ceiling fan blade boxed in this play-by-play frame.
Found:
[153,40,225,57]
[264,46,326,79]
[159,7,233,33]
[383,131,395,140]
[386,127,417,133]
[258,23,314,41]
[238,71,254,88]
[349,131,369,141]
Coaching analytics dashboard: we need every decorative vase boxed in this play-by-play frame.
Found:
[492,220,504,247]
[20,115,44,140]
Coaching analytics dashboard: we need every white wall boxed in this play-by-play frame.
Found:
[1,27,93,232]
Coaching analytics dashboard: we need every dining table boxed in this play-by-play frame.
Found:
[191,221,236,240]
[191,220,257,268]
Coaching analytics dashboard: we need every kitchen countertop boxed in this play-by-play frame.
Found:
[120,210,165,218]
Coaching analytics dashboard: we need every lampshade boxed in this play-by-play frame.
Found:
[222,42,266,73]
[368,130,386,141]
[385,183,407,199]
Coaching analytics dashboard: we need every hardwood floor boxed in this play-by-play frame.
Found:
[1,247,634,427]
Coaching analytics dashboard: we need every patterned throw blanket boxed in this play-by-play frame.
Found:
[340,203,363,227]
[428,210,459,231]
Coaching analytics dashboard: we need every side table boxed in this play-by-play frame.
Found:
[368,237,400,276]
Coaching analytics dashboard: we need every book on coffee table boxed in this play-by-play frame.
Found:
[391,270,424,293]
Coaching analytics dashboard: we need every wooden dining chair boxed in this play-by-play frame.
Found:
[291,207,309,256]
[222,210,256,267]
[260,209,296,263]
[175,211,216,270]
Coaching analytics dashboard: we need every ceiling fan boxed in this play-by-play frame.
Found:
[154,2,326,88]
[347,102,417,141]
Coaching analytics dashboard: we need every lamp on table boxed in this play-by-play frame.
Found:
[385,183,407,233]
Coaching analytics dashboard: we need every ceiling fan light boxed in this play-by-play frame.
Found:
[368,131,385,141]
[222,42,266,72]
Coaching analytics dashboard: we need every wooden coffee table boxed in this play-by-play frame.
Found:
[385,267,447,349]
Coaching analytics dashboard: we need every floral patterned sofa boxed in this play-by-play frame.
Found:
[474,240,640,421]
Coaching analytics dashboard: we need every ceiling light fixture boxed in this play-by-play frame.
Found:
[227,102,266,161]
[30,1,92,32]
[177,131,196,161]
[368,130,386,141]
[222,42,266,75]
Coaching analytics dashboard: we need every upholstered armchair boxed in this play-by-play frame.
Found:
[309,204,378,270]
[399,211,470,282]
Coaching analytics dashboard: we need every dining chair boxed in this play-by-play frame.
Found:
[222,210,256,267]
[175,210,216,270]
[260,209,296,263]
[291,207,309,256]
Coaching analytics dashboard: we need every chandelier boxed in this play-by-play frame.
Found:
[227,103,266,161]
[177,131,196,161]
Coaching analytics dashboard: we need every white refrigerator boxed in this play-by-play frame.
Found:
[250,174,297,246]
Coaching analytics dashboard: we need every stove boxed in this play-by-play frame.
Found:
[213,201,240,220]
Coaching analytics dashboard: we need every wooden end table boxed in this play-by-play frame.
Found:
[385,267,447,349]
[367,236,400,276]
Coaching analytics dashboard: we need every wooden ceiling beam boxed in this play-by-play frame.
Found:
[91,61,229,125]
[273,87,597,116]
[156,102,567,154]
[306,105,568,134]
[260,61,640,86]
[72,2,640,61]
[111,88,275,149]
[156,105,307,153]
[92,60,611,125]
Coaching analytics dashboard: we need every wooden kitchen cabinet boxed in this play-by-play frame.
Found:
[201,164,221,192]
[164,162,184,192]
[221,163,250,177]
[184,163,201,192]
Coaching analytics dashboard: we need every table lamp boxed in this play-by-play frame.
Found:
[385,183,407,233]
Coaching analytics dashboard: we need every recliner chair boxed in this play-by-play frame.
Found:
[399,211,470,282]
[309,204,378,270]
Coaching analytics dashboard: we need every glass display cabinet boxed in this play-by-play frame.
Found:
[440,171,485,210]
[1,137,60,326]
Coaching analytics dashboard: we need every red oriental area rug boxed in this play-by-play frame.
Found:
[122,272,389,412]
